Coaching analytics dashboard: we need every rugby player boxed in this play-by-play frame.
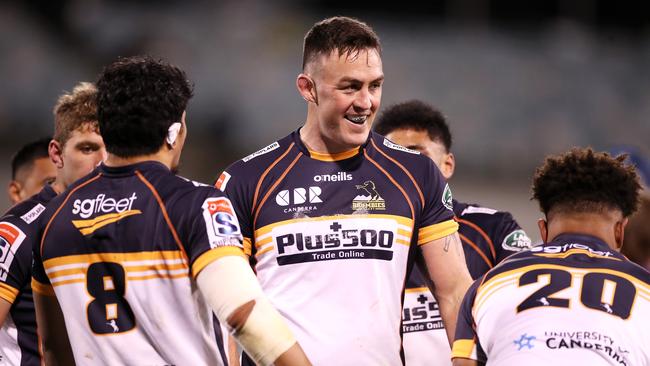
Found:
[216,17,472,364]
[0,82,105,365]
[452,148,650,365]
[7,137,56,205]
[374,99,532,366]
[32,56,310,366]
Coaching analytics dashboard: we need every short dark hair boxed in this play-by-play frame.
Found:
[11,137,52,180]
[532,148,641,218]
[302,16,381,71]
[97,56,193,158]
[374,100,452,152]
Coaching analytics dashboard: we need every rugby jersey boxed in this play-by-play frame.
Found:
[0,185,56,365]
[32,161,243,365]
[453,233,650,365]
[217,129,458,365]
[403,200,531,366]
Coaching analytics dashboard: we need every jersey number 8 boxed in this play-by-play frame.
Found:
[86,262,136,334]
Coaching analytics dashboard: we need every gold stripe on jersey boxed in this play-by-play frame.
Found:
[308,147,360,162]
[72,209,142,235]
[405,287,428,293]
[254,214,414,237]
[534,249,623,261]
[0,282,19,303]
[256,245,275,257]
[254,236,273,249]
[31,278,55,296]
[243,237,252,256]
[451,339,477,359]
[44,250,187,270]
[191,246,246,278]
[418,219,459,245]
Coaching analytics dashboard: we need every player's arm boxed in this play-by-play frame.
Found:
[0,298,11,325]
[196,255,310,366]
[453,359,482,366]
[421,231,472,345]
[33,291,75,366]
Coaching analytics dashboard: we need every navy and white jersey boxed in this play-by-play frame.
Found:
[0,184,56,366]
[32,161,244,365]
[453,234,650,365]
[217,130,458,365]
[403,200,531,365]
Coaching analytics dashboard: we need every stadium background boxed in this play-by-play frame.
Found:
[0,0,648,241]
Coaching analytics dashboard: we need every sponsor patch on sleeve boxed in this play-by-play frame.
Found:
[0,222,27,281]
[201,197,243,249]
[214,171,231,192]
[383,138,420,154]
[21,203,46,224]
[442,183,454,211]
[501,229,532,251]
[242,142,280,162]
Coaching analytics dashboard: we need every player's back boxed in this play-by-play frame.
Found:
[33,162,233,365]
[454,233,650,365]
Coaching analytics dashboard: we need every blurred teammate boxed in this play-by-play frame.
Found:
[374,100,531,366]
[452,148,650,365]
[0,82,105,365]
[217,17,472,364]
[32,56,309,366]
[7,137,56,205]
[622,194,650,270]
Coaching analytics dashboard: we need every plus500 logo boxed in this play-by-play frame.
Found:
[277,225,394,254]
[72,193,138,219]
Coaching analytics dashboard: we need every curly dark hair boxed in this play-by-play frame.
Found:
[97,56,193,158]
[302,16,381,71]
[532,147,641,218]
[374,100,452,152]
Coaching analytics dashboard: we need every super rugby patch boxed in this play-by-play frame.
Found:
[0,222,27,281]
[201,197,243,248]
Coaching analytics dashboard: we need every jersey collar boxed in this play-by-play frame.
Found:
[292,128,371,162]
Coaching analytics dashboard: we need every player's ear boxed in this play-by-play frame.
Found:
[296,74,318,105]
[537,218,548,243]
[49,140,64,169]
[441,152,455,179]
[8,180,22,205]
[614,217,628,251]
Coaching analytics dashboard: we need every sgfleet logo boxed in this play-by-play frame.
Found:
[72,193,138,219]
[402,290,444,333]
[352,181,385,211]
[530,243,615,258]
[275,187,322,214]
[272,218,397,266]
[71,193,141,235]
[313,172,352,182]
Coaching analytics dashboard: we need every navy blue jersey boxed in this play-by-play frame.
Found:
[32,161,243,365]
[453,234,650,365]
[0,184,56,365]
[217,130,458,365]
[402,200,531,366]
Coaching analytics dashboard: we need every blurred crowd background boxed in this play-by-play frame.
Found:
[1,0,649,240]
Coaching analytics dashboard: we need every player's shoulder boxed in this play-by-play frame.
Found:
[455,201,531,251]
[368,132,438,178]
[224,134,293,176]
[1,186,56,229]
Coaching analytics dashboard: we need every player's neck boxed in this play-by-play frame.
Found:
[299,122,362,154]
[545,212,624,251]
[104,151,174,170]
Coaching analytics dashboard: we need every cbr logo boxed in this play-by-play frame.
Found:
[276,187,322,207]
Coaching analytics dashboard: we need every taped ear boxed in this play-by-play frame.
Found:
[166,122,182,146]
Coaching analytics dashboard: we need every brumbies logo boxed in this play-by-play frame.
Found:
[442,184,453,211]
[0,222,26,281]
[353,181,385,211]
[201,197,243,249]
